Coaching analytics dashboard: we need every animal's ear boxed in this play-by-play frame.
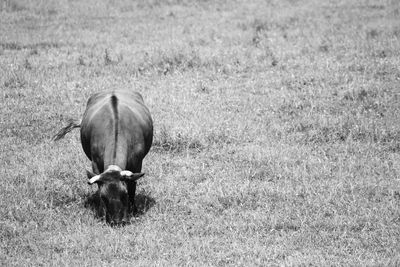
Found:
[120,171,145,182]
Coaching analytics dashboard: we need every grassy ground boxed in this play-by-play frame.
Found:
[1,0,400,265]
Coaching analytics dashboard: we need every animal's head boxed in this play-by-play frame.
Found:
[86,165,144,225]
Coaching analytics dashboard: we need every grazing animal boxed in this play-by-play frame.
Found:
[54,90,153,224]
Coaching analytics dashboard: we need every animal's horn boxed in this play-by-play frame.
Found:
[121,171,145,181]
[120,170,134,176]
[88,174,101,185]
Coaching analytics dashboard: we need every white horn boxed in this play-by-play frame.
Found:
[120,170,134,176]
[88,175,101,185]
[120,171,145,181]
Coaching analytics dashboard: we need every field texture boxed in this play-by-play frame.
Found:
[1,0,400,265]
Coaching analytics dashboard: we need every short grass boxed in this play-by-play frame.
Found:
[1,0,400,265]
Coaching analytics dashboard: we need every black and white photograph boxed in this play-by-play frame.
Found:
[1,0,400,265]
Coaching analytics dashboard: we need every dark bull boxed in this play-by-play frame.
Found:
[54,90,153,224]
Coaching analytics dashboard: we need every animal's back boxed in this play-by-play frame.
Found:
[80,90,153,172]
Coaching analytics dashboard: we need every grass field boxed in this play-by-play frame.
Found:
[1,0,400,265]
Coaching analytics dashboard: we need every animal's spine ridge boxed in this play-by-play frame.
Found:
[111,94,119,162]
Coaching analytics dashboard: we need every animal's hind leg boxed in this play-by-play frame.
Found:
[128,182,137,213]
[128,159,142,213]
[92,161,101,174]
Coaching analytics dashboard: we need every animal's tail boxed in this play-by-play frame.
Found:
[53,119,81,141]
